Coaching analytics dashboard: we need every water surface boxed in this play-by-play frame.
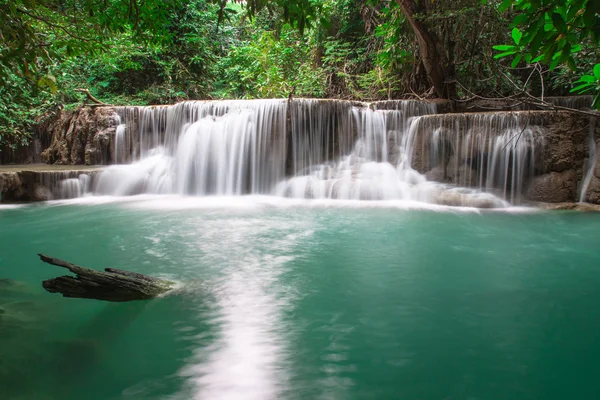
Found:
[1,198,599,399]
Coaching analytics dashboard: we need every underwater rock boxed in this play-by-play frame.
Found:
[39,254,174,302]
[0,278,32,296]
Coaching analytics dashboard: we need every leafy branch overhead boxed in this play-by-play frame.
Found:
[493,0,600,108]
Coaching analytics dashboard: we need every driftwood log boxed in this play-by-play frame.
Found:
[39,254,174,302]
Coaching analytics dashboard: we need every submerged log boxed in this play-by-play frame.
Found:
[38,254,174,302]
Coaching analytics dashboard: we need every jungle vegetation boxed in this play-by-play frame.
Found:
[1,0,599,147]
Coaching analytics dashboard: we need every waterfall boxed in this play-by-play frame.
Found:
[114,122,126,164]
[579,119,598,202]
[95,100,287,196]
[408,112,544,203]
[75,99,552,208]
[275,101,443,201]
[59,174,91,199]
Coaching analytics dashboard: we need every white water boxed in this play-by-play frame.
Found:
[54,99,551,208]
[579,119,598,202]
[58,174,91,199]
[114,122,126,164]
[411,113,544,204]
[96,100,287,197]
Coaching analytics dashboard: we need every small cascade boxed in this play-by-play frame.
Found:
[114,122,127,164]
[579,119,598,202]
[58,174,91,199]
[546,96,594,110]
[36,170,97,200]
[408,112,545,203]
[276,102,508,207]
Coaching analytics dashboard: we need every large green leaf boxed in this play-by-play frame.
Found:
[551,12,568,33]
[512,28,523,45]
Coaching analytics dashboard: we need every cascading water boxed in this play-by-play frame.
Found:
[95,100,287,196]
[274,101,452,202]
[82,99,541,208]
[408,112,544,204]
[114,122,126,164]
[59,174,91,199]
[579,119,598,202]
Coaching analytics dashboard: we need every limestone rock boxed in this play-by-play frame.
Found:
[525,170,578,202]
[33,185,53,201]
[425,167,446,182]
[535,202,600,212]
[41,107,120,165]
[583,176,600,204]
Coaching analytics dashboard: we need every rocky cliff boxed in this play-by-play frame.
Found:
[41,107,120,165]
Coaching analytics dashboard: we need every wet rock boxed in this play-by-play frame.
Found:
[0,173,24,201]
[33,185,54,201]
[456,165,479,187]
[436,190,507,209]
[42,107,120,165]
[583,176,600,204]
[535,202,600,212]
[525,170,577,202]
[425,167,446,182]
[0,279,31,296]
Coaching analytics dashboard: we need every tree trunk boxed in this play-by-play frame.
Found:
[395,0,451,99]
[39,254,174,302]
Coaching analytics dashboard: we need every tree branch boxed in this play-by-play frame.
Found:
[74,89,109,105]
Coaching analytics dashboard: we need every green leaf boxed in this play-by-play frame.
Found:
[594,64,600,79]
[551,13,567,33]
[512,28,523,45]
[583,6,598,28]
[511,54,522,68]
[494,51,518,59]
[575,75,596,83]
[570,83,593,93]
[493,45,517,51]
[532,55,544,63]
[499,0,513,12]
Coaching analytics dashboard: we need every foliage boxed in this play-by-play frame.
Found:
[2,0,599,149]
[493,0,600,108]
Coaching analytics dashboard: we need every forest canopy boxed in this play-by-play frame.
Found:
[1,0,599,147]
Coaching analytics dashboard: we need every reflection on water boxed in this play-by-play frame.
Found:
[177,218,310,400]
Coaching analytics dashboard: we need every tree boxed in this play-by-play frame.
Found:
[0,0,183,88]
[394,1,452,98]
[493,0,600,109]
